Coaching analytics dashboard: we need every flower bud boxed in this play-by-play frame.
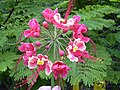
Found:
[59,50,64,56]
[45,46,50,50]
[42,21,49,29]
[63,29,68,33]
[33,32,40,38]
[35,41,41,46]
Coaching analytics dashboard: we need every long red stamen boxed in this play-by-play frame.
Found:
[16,32,24,45]
[15,79,28,89]
[64,0,74,20]
[15,54,23,70]
[15,68,41,90]
[89,38,96,56]
[27,68,41,90]
[18,32,24,42]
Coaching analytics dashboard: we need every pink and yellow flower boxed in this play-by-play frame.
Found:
[27,54,53,75]
[37,54,52,75]
[66,38,94,63]
[53,12,80,33]
[66,38,87,62]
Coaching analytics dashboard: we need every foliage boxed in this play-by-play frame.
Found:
[0,52,19,72]
[71,4,120,85]
[69,45,112,86]
[72,5,120,30]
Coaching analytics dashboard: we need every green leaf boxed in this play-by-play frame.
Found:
[106,34,116,45]
[108,48,120,58]
[70,45,112,86]
[73,5,119,30]
[115,31,120,43]
[0,52,19,71]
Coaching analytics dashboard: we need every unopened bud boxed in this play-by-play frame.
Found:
[33,33,39,38]
[63,29,68,33]
[45,46,50,50]
[59,50,64,56]
[35,41,41,46]
[42,21,49,29]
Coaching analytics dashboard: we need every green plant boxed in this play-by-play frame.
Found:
[0,0,120,90]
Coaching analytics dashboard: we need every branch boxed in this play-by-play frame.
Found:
[64,0,75,20]
[3,0,20,25]
[3,8,14,25]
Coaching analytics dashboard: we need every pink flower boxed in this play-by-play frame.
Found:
[72,24,89,42]
[66,38,94,63]
[38,85,61,90]
[53,13,77,33]
[18,42,36,65]
[18,42,36,52]
[28,56,38,69]
[15,54,53,90]
[66,39,86,62]
[27,54,52,75]
[24,18,40,38]
[52,61,70,79]
[37,54,52,75]
[73,15,81,24]
[42,8,58,23]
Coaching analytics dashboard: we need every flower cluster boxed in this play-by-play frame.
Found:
[16,0,96,90]
[17,18,71,90]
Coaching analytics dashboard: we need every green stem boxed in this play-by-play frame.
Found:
[47,27,54,38]
[46,42,53,55]
[51,74,55,88]
[53,42,56,60]
[60,78,64,90]
[54,25,57,38]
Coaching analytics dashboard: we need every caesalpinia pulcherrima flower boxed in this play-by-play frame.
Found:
[18,42,36,65]
[52,61,70,79]
[66,38,94,63]
[15,54,52,90]
[42,8,58,23]
[24,18,41,38]
[72,24,90,42]
[27,54,52,75]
